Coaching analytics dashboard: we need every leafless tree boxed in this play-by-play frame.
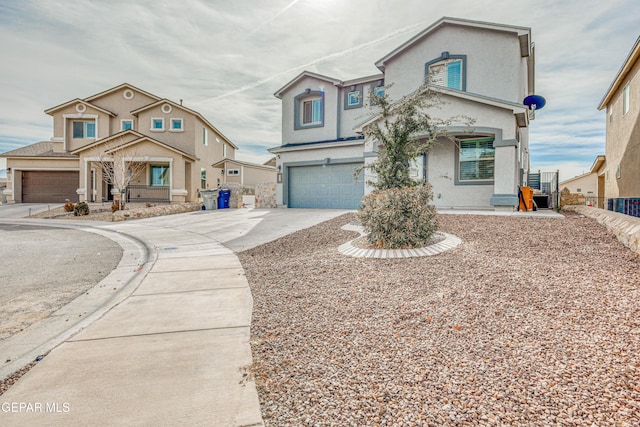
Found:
[93,138,147,210]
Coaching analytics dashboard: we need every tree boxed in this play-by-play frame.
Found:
[93,138,147,210]
[361,83,472,189]
[357,84,473,249]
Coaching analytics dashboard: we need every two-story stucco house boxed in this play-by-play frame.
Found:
[270,17,536,210]
[597,36,640,200]
[1,83,238,204]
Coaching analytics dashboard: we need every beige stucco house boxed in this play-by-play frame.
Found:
[1,83,239,204]
[598,36,640,200]
[212,158,276,186]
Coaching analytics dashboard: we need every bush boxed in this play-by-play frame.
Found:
[64,200,74,212]
[358,184,437,249]
[111,200,124,212]
[73,201,90,216]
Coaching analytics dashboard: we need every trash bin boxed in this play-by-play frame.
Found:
[218,189,231,209]
[518,186,534,211]
[201,189,219,210]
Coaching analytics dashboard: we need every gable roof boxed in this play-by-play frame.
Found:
[598,36,640,110]
[274,71,343,99]
[375,17,531,72]
[70,130,197,161]
[130,98,238,149]
[211,158,276,171]
[83,83,162,103]
[44,98,117,116]
[0,141,78,158]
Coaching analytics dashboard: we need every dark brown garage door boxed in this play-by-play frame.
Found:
[22,171,79,203]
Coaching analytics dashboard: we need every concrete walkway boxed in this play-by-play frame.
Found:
[1,208,349,426]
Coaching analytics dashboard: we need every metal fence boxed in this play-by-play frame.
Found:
[607,197,640,218]
[126,185,170,202]
[528,170,559,209]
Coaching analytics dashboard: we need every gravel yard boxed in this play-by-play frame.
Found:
[239,213,640,426]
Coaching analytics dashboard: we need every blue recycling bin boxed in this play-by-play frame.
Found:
[217,189,231,209]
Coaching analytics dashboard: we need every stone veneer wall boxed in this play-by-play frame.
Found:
[112,202,202,221]
[560,188,586,207]
[563,205,640,256]
[219,182,276,209]
[256,182,276,208]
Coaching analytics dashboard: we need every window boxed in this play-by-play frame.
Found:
[150,165,169,186]
[303,98,322,124]
[72,121,96,139]
[227,169,239,176]
[223,144,227,158]
[151,118,164,131]
[606,170,610,181]
[121,120,133,131]
[201,168,207,188]
[375,87,385,98]
[617,164,621,179]
[294,90,324,129]
[203,128,208,145]
[344,85,363,109]
[577,188,582,193]
[170,118,183,131]
[623,83,630,115]
[429,60,462,89]
[425,52,466,91]
[458,137,495,181]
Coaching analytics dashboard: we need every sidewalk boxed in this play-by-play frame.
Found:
[0,208,349,426]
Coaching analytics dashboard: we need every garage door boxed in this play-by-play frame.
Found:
[22,171,79,203]
[288,163,364,209]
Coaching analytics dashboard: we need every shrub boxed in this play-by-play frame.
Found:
[73,201,90,216]
[111,200,124,212]
[64,200,74,212]
[358,184,437,249]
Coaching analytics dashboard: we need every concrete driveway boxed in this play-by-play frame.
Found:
[0,207,350,426]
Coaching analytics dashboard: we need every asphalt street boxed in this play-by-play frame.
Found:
[0,223,123,340]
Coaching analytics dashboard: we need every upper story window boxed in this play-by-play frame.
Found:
[458,137,494,182]
[73,121,96,139]
[151,118,164,132]
[623,82,630,115]
[294,90,324,130]
[170,118,183,132]
[121,120,133,131]
[303,98,322,124]
[425,52,466,91]
[344,85,363,110]
[203,128,208,145]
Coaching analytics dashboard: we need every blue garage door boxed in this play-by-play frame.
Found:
[288,163,364,208]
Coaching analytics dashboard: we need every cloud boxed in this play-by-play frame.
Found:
[1,0,639,181]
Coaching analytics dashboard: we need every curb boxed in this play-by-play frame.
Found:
[339,224,462,258]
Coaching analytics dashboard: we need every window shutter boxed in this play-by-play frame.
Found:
[446,61,462,90]
[429,64,445,86]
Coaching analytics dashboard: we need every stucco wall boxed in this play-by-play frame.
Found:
[604,57,640,198]
[383,24,527,104]
[560,173,598,196]
[281,76,339,144]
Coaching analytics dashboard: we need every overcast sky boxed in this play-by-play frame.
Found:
[0,0,638,181]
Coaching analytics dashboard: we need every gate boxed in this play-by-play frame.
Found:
[527,170,559,209]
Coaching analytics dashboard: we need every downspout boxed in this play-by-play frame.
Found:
[336,86,341,140]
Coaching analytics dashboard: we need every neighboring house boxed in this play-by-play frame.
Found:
[211,158,276,186]
[559,156,605,208]
[1,83,238,204]
[598,36,640,200]
[270,17,536,209]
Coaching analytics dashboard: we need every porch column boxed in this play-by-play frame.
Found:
[490,140,519,210]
